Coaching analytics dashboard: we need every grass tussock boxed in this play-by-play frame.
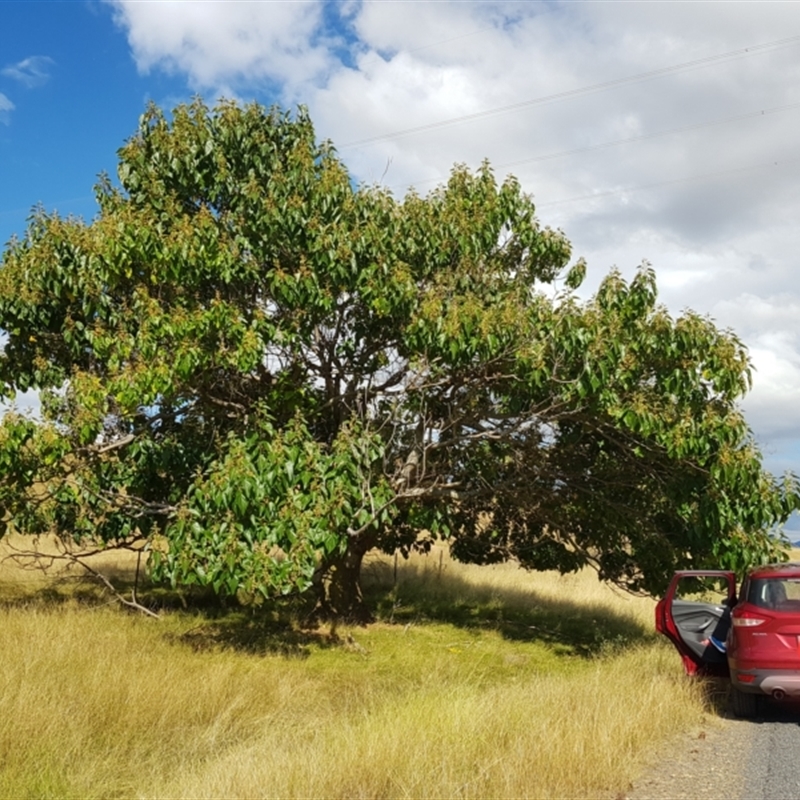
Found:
[0,543,715,799]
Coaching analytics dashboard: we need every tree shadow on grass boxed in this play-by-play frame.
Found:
[0,551,657,660]
[361,557,655,658]
[0,567,330,658]
[1,578,336,658]
[164,610,331,658]
[156,558,654,659]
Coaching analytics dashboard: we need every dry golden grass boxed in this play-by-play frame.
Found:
[155,644,706,800]
[0,544,715,799]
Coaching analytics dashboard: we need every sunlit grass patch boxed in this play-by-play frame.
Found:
[155,638,706,800]
[0,544,712,799]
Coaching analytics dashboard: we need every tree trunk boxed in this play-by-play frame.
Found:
[312,535,374,625]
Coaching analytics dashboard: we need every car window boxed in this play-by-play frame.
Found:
[747,577,800,610]
[674,575,732,605]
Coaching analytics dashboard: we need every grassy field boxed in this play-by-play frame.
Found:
[0,539,719,799]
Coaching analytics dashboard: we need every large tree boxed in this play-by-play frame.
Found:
[0,100,796,619]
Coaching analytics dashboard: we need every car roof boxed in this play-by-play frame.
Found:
[748,562,800,579]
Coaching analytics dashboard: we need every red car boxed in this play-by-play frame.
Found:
[656,564,800,717]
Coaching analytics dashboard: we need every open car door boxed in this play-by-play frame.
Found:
[656,570,737,676]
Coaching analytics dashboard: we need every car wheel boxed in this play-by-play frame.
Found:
[731,687,759,718]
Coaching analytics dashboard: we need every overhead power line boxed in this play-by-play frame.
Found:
[537,154,800,209]
[394,100,800,191]
[341,33,800,148]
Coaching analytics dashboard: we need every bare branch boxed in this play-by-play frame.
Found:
[94,433,135,454]
[1,537,159,618]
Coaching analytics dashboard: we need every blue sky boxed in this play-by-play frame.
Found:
[0,1,191,246]
[2,1,800,526]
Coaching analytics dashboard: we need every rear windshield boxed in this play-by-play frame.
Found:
[747,577,800,611]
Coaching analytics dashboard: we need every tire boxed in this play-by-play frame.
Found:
[731,686,759,718]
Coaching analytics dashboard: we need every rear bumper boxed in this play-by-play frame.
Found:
[731,668,800,698]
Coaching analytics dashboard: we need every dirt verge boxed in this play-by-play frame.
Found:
[623,712,753,800]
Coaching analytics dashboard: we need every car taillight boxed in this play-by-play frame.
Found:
[732,612,767,627]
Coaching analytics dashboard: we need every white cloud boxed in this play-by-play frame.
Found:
[106,0,800,475]
[0,92,13,125]
[107,0,331,98]
[741,344,800,440]
[2,56,53,88]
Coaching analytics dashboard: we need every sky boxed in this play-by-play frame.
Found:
[1,0,800,523]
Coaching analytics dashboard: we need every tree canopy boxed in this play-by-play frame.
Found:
[0,99,796,618]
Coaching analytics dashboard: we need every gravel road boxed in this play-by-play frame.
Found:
[625,700,800,800]
[741,703,800,800]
